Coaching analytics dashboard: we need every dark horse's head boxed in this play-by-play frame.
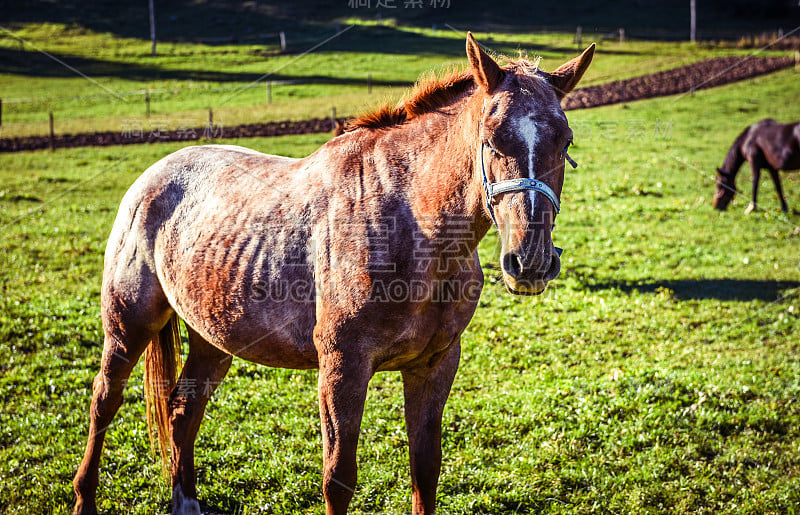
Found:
[467,34,594,294]
[713,167,737,210]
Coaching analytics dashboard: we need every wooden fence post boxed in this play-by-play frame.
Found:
[146,91,151,118]
[49,112,55,151]
[280,31,287,52]
[575,26,582,50]
[267,81,272,103]
[331,107,336,131]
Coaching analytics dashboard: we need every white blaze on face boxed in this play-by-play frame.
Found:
[515,115,541,210]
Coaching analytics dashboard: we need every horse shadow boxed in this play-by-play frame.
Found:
[581,278,800,302]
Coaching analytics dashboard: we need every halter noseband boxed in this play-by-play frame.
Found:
[478,117,575,229]
[479,141,562,229]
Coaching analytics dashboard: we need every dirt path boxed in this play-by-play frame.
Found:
[0,55,793,153]
[562,55,793,110]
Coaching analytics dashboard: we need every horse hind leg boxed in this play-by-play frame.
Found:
[72,280,173,515]
[168,326,232,515]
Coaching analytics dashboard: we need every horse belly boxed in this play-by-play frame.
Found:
[181,300,319,369]
[221,313,319,369]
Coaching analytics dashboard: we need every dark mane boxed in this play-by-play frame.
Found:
[348,69,475,131]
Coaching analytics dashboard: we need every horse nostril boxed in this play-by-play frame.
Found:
[501,253,524,279]
[544,252,561,281]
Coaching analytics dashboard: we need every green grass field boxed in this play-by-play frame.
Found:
[2,40,800,512]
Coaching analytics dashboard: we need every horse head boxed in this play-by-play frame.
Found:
[713,167,737,210]
[467,34,594,295]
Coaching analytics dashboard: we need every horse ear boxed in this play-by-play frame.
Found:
[466,32,504,93]
[547,43,595,100]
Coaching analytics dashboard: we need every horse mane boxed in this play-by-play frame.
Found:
[347,57,541,132]
[347,68,475,131]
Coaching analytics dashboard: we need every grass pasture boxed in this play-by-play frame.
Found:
[2,43,800,515]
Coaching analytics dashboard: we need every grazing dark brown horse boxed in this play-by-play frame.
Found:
[73,34,594,515]
[714,118,800,213]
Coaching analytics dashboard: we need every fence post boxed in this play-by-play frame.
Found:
[146,91,151,118]
[279,31,287,52]
[208,108,213,127]
[619,28,625,43]
[149,0,157,55]
[49,112,55,151]
[331,107,337,131]
[267,81,272,103]
[575,26,582,50]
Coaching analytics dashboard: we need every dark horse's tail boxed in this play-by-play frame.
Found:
[143,313,182,474]
[720,126,750,175]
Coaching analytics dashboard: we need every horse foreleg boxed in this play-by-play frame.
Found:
[401,340,461,515]
[317,349,372,515]
[767,168,789,212]
[169,326,231,515]
[73,322,162,514]
[746,163,761,214]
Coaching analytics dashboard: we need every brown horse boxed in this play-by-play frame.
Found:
[72,34,594,515]
[713,118,800,213]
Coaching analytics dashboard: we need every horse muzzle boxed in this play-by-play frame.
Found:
[501,247,563,295]
[713,192,732,210]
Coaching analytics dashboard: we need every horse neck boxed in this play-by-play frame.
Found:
[397,92,491,250]
[721,130,747,177]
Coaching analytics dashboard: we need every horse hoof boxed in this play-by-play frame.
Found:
[72,502,98,515]
[172,485,202,515]
[744,203,758,214]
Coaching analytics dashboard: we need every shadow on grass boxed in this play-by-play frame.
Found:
[583,278,800,302]
[0,47,416,86]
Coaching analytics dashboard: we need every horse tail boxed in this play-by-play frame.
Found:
[143,313,183,474]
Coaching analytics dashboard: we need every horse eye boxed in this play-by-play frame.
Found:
[484,139,500,154]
